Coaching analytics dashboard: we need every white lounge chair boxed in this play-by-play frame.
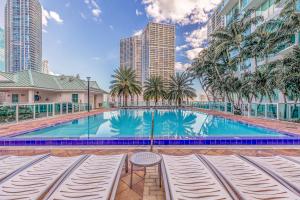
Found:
[0,154,49,184]
[161,154,236,200]
[202,155,300,199]
[0,155,85,200]
[242,155,300,196]
[44,154,128,200]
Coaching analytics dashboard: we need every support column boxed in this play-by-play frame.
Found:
[28,90,35,104]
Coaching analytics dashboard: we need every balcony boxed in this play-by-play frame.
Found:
[220,0,239,15]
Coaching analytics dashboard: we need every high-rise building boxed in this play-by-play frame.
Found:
[142,22,175,85]
[207,4,225,41]
[120,22,175,87]
[216,0,300,103]
[120,35,142,83]
[42,60,49,74]
[5,0,42,73]
[0,28,4,72]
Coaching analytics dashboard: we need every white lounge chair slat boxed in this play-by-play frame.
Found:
[0,155,48,183]
[0,155,83,200]
[45,154,125,200]
[244,156,300,194]
[162,154,233,200]
[203,155,300,200]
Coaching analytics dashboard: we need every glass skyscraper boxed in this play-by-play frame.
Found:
[5,0,42,73]
[0,28,4,72]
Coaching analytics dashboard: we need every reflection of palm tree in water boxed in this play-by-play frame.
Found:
[166,110,197,137]
[144,109,197,137]
[110,110,142,136]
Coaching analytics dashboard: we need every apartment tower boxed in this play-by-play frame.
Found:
[5,0,42,73]
[120,35,142,83]
[0,28,4,72]
[142,22,175,85]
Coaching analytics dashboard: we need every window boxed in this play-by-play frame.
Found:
[12,94,19,103]
[296,0,300,13]
[72,94,78,103]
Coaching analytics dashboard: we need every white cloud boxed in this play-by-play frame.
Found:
[142,0,221,25]
[92,9,101,17]
[65,2,71,7]
[92,57,101,61]
[175,62,190,71]
[80,12,87,20]
[176,44,188,52]
[84,0,101,20]
[136,9,143,16]
[109,25,114,30]
[133,29,143,36]
[186,26,207,48]
[42,29,48,33]
[186,48,203,60]
[42,7,63,26]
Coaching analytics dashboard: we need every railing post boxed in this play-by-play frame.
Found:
[277,103,280,120]
[72,103,74,113]
[46,104,49,117]
[33,104,36,120]
[16,104,19,123]
[248,103,251,117]
[60,103,63,115]
[66,103,69,114]
[52,103,55,116]
[265,103,267,118]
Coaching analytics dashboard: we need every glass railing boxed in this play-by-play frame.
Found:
[0,102,92,125]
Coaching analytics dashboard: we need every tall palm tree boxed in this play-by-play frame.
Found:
[168,72,196,106]
[143,76,166,106]
[110,67,142,106]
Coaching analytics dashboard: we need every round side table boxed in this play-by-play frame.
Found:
[130,152,162,188]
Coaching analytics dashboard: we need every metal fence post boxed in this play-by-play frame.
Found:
[52,103,55,116]
[277,103,280,120]
[46,104,49,117]
[60,103,63,115]
[33,104,36,120]
[16,104,19,123]
[265,103,267,118]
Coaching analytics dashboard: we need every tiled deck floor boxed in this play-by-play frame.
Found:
[1,147,300,200]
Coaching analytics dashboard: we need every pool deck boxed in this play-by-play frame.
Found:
[0,107,299,138]
[1,146,300,200]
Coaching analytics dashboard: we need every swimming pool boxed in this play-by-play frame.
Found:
[2,109,300,146]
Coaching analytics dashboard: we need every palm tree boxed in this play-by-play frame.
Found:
[110,67,142,107]
[168,72,196,106]
[143,76,166,106]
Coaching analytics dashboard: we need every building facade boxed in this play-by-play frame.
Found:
[120,22,175,87]
[120,35,142,83]
[42,60,49,74]
[207,4,225,41]
[0,28,4,72]
[5,0,42,73]
[142,22,175,85]
[0,70,108,109]
[211,0,299,103]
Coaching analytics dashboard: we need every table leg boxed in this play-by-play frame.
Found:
[130,163,133,188]
[159,162,161,187]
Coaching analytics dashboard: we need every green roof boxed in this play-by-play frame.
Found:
[0,70,108,93]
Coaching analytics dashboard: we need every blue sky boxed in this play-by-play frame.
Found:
[0,0,221,95]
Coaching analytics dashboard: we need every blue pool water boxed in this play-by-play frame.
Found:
[15,109,290,138]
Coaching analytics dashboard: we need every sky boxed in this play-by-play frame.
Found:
[0,0,221,95]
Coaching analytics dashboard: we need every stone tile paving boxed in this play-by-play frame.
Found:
[1,147,300,200]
